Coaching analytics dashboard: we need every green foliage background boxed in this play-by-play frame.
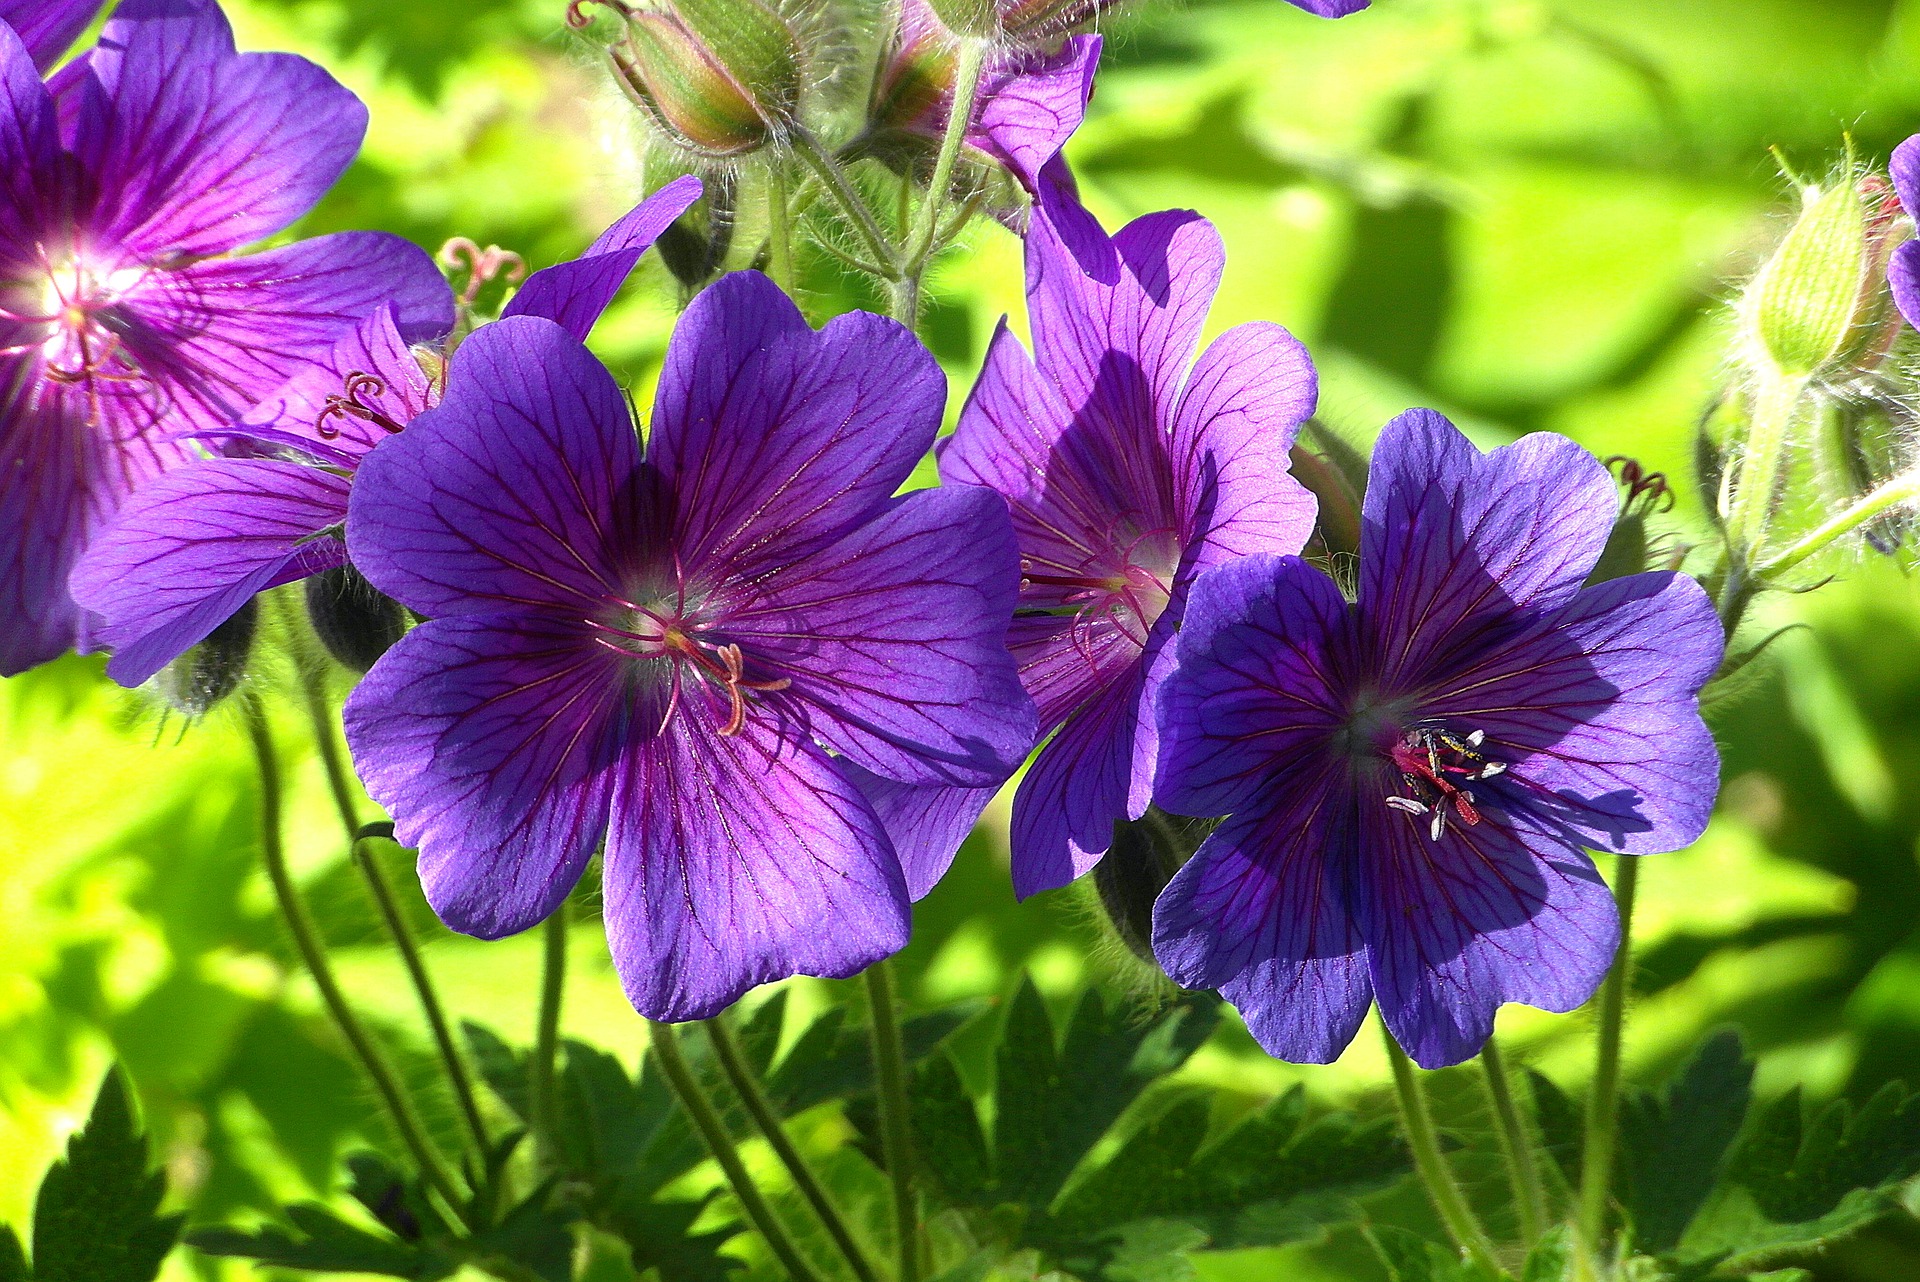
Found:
[8,0,1920,1277]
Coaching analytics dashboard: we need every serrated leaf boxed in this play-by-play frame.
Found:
[1729,1080,1920,1223]
[471,1189,575,1282]
[32,1068,183,1282]
[186,1205,426,1277]
[766,999,984,1118]
[602,1189,744,1282]
[1619,1030,1754,1253]
[1365,1225,1498,1282]
[464,1021,531,1122]
[994,984,1218,1210]
[906,1051,995,1205]
[1526,1070,1582,1192]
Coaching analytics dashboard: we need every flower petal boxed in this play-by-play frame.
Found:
[0,0,101,71]
[1285,0,1369,14]
[70,459,349,686]
[1891,136,1920,330]
[1009,668,1143,897]
[1152,774,1371,1064]
[0,19,58,236]
[343,612,621,939]
[1169,321,1319,577]
[0,369,94,673]
[970,35,1099,195]
[602,712,910,1021]
[1025,205,1224,435]
[226,304,442,464]
[649,272,944,575]
[1356,800,1617,1069]
[348,315,639,618]
[732,485,1035,788]
[1359,409,1617,690]
[502,175,702,342]
[839,767,995,901]
[124,232,452,438]
[70,0,366,256]
[1425,569,1722,855]
[1153,554,1350,818]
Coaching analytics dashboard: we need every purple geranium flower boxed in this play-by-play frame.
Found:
[907,195,1318,898]
[340,273,1035,1020]
[69,177,702,686]
[1286,0,1368,15]
[1886,135,1920,333]
[1150,410,1723,1069]
[0,0,451,674]
[0,0,102,72]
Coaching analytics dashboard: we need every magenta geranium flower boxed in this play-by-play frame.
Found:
[69,177,702,686]
[902,197,1318,899]
[1151,410,1723,1069]
[340,273,1035,1020]
[0,0,101,71]
[0,0,451,674]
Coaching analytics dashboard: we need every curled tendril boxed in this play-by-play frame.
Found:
[1605,455,1677,514]
[437,237,529,307]
[315,370,405,440]
[566,0,632,27]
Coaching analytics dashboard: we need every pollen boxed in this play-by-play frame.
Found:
[1385,726,1505,841]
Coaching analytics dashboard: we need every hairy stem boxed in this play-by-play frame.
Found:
[766,163,795,293]
[790,128,899,278]
[1480,1036,1547,1247]
[648,1020,824,1282]
[298,664,363,844]
[243,696,468,1220]
[1382,1025,1502,1276]
[892,36,987,326]
[1722,370,1808,560]
[707,1018,882,1282]
[1758,468,1920,579]
[866,961,922,1282]
[1577,855,1641,1263]
[530,902,569,1168]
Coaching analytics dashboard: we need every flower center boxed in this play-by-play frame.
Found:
[0,252,151,392]
[1020,524,1181,650]
[1382,726,1506,842]
[588,593,789,737]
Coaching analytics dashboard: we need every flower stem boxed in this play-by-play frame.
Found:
[1576,855,1641,1263]
[766,163,795,294]
[892,36,987,326]
[790,128,899,279]
[706,1017,882,1282]
[294,665,493,1160]
[1480,1036,1547,1247]
[241,695,469,1220]
[1722,369,1808,559]
[866,961,922,1282]
[1381,1024,1502,1276]
[1757,468,1920,579]
[530,901,569,1168]
[647,1020,824,1282]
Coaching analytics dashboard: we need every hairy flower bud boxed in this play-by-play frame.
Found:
[579,0,803,158]
[157,600,257,717]
[306,565,409,673]
[1743,169,1910,383]
[867,10,956,138]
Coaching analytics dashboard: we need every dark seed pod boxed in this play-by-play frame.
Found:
[1094,807,1208,966]
[158,599,258,716]
[306,565,409,672]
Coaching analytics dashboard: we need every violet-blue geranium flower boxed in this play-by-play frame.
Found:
[1886,135,1920,333]
[0,0,101,72]
[69,177,702,687]
[340,273,1035,1020]
[888,195,1318,899]
[0,0,452,674]
[1151,409,1723,1069]
[1286,0,1368,15]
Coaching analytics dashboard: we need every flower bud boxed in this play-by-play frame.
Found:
[867,5,956,139]
[1743,169,1910,382]
[306,565,409,673]
[157,600,257,717]
[584,0,803,159]
[653,171,738,291]
[1093,808,1208,965]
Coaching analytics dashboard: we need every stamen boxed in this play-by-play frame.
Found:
[314,371,406,439]
[438,237,528,308]
[1386,726,1501,841]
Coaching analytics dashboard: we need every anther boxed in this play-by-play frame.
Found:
[315,371,405,439]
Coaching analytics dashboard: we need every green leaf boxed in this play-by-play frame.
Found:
[1526,1069,1583,1192]
[31,1068,183,1282]
[186,1205,426,1277]
[1365,1225,1498,1282]
[907,1052,994,1206]
[765,998,985,1118]
[994,983,1219,1209]
[471,1190,576,1282]
[1619,1030,1754,1253]
[464,1021,531,1122]
[602,1189,744,1282]
[0,1227,27,1282]
[346,1151,433,1243]
[1521,1226,1574,1282]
